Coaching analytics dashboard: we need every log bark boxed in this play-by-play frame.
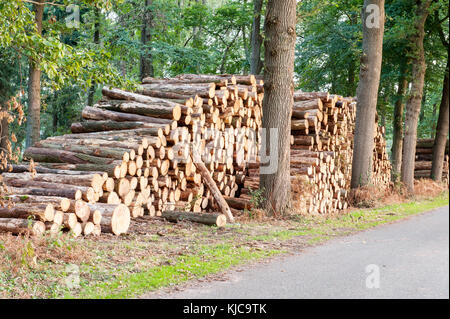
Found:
[101,87,182,120]
[0,203,54,222]
[192,149,235,223]
[161,211,226,227]
[71,120,169,134]
[82,106,173,125]
[0,218,46,236]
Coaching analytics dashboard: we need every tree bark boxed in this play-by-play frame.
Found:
[401,0,432,193]
[87,6,101,106]
[431,52,449,181]
[391,62,408,182]
[259,0,296,214]
[25,0,44,147]
[351,0,385,189]
[140,0,154,80]
[250,0,264,75]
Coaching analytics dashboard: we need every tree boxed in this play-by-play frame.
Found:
[351,0,385,189]
[88,6,102,106]
[431,12,449,181]
[140,0,155,80]
[250,0,263,74]
[259,0,296,214]
[25,0,44,148]
[391,60,408,182]
[401,0,433,193]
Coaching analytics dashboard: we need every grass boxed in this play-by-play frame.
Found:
[73,245,281,299]
[0,190,448,299]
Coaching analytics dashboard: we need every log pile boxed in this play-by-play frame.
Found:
[242,93,391,214]
[0,74,394,236]
[0,166,131,237]
[414,138,449,185]
[1,74,264,235]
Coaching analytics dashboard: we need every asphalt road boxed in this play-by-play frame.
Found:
[144,206,449,299]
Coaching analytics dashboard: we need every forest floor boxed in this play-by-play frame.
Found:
[0,181,448,299]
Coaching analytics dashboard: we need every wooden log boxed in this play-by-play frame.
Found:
[36,162,121,176]
[71,120,169,134]
[0,203,54,222]
[3,180,96,202]
[161,211,226,227]
[3,164,105,176]
[138,83,216,99]
[37,142,133,161]
[101,87,182,120]
[0,218,46,236]
[99,204,130,235]
[224,196,253,211]
[6,186,83,201]
[23,147,116,165]
[293,92,329,102]
[82,106,174,125]
[191,149,235,223]
[1,172,104,192]
[291,119,309,131]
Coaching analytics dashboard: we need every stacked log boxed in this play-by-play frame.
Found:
[0,168,131,237]
[242,92,391,214]
[1,74,394,233]
[414,139,449,185]
[1,74,264,234]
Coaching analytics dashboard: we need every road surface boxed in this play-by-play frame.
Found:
[144,206,449,299]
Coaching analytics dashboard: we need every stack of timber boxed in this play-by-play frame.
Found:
[243,92,392,214]
[1,74,265,233]
[0,165,131,237]
[1,74,394,233]
[414,138,449,184]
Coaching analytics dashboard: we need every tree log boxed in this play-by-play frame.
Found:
[161,211,226,227]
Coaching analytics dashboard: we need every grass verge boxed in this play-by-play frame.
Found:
[0,191,448,299]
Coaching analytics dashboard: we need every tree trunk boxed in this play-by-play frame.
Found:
[0,103,8,157]
[87,7,101,106]
[250,0,264,75]
[140,0,154,80]
[401,0,432,193]
[391,62,408,182]
[25,0,44,148]
[431,53,449,181]
[351,0,385,189]
[259,0,296,214]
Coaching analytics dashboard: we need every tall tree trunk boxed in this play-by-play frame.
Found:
[419,83,427,122]
[88,7,101,106]
[391,63,408,182]
[140,0,154,80]
[431,52,449,181]
[25,0,44,148]
[259,0,296,214]
[250,0,263,75]
[401,0,432,193]
[348,58,356,97]
[351,0,385,189]
[431,102,437,138]
[0,104,8,156]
